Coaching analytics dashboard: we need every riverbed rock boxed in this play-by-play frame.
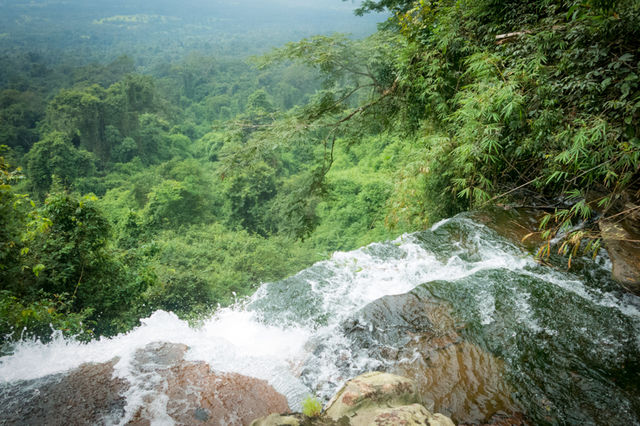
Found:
[324,372,418,420]
[252,373,455,426]
[392,339,517,425]
[342,289,521,424]
[0,358,127,426]
[600,220,640,294]
[324,372,454,425]
[128,342,289,425]
[0,342,289,426]
[250,413,302,426]
[346,403,455,426]
[470,207,544,252]
[460,410,530,426]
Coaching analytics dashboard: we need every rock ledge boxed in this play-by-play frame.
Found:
[251,372,455,426]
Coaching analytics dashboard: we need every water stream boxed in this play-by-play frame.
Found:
[1,213,639,424]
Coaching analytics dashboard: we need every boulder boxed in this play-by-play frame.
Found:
[600,220,640,294]
[342,290,520,424]
[250,413,302,426]
[325,372,418,421]
[252,373,455,426]
[470,207,544,252]
[0,342,290,426]
[128,342,289,425]
[0,358,127,426]
[343,403,455,426]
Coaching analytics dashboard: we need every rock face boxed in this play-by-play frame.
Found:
[325,372,454,426]
[325,372,418,420]
[0,342,289,426]
[0,358,128,426]
[127,342,290,425]
[470,207,544,252]
[251,372,455,426]
[600,220,640,294]
[250,413,307,426]
[474,205,640,295]
[342,290,520,424]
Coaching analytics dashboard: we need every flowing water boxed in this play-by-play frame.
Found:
[1,213,639,425]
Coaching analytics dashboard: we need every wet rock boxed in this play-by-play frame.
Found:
[600,220,640,294]
[0,358,127,426]
[474,205,640,295]
[459,410,530,426]
[250,413,302,426]
[325,372,454,425]
[470,207,544,252]
[250,413,347,426]
[253,373,454,426]
[356,404,455,426]
[128,342,289,425]
[325,372,418,420]
[0,342,289,426]
[342,291,461,355]
[342,290,521,424]
[392,339,517,425]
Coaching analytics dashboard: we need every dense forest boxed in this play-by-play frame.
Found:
[1,0,638,347]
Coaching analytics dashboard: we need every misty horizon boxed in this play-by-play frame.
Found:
[0,0,386,64]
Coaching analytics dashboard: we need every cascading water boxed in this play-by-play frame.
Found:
[1,213,639,425]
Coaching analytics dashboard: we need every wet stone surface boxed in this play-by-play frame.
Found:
[0,342,290,426]
[127,342,290,425]
[0,358,127,426]
[341,289,522,424]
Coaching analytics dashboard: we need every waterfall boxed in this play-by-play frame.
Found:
[2,214,639,425]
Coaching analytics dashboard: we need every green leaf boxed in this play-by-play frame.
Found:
[618,53,634,62]
[33,264,45,277]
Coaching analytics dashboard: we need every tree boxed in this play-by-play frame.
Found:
[27,191,148,336]
[0,90,43,151]
[143,179,204,229]
[224,161,277,235]
[0,148,28,286]
[26,132,97,197]
[247,89,275,115]
[45,86,106,158]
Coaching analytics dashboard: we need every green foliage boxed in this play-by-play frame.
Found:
[25,132,97,197]
[0,90,43,152]
[223,161,277,235]
[144,179,203,229]
[0,150,30,286]
[43,75,159,163]
[1,184,153,341]
[141,224,319,315]
[374,0,640,255]
[0,1,390,345]
[8,0,637,343]
[301,395,323,417]
[0,291,93,344]
[257,32,401,132]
